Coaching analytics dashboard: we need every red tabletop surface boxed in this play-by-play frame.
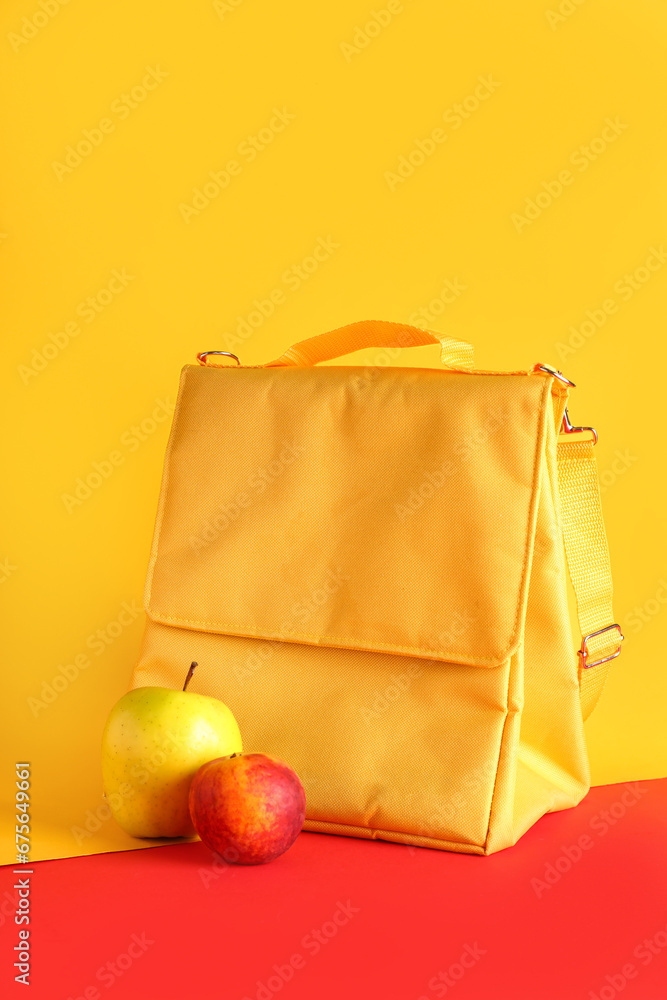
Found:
[2,777,666,1000]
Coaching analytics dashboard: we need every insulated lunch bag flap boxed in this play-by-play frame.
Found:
[144,363,553,668]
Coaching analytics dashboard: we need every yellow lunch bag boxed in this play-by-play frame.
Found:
[128,320,623,855]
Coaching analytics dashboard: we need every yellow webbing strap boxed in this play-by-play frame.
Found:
[557,436,623,720]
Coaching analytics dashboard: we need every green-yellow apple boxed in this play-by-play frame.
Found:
[189,753,306,864]
[101,663,242,838]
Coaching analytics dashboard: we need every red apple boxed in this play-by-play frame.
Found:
[189,753,306,865]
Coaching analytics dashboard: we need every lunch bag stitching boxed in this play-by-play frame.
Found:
[481,653,516,854]
[302,817,485,851]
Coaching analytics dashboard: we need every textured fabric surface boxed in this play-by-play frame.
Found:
[129,332,617,854]
[145,367,550,667]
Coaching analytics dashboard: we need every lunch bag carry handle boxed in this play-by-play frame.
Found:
[263,319,476,369]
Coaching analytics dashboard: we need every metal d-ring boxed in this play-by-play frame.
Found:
[196,351,241,366]
[535,363,576,388]
[535,364,597,445]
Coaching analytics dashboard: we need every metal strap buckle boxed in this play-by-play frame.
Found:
[579,624,624,669]
[561,407,598,445]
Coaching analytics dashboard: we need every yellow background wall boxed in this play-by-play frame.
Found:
[2,0,665,863]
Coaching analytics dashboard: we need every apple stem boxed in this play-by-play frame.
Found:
[183,662,198,691]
